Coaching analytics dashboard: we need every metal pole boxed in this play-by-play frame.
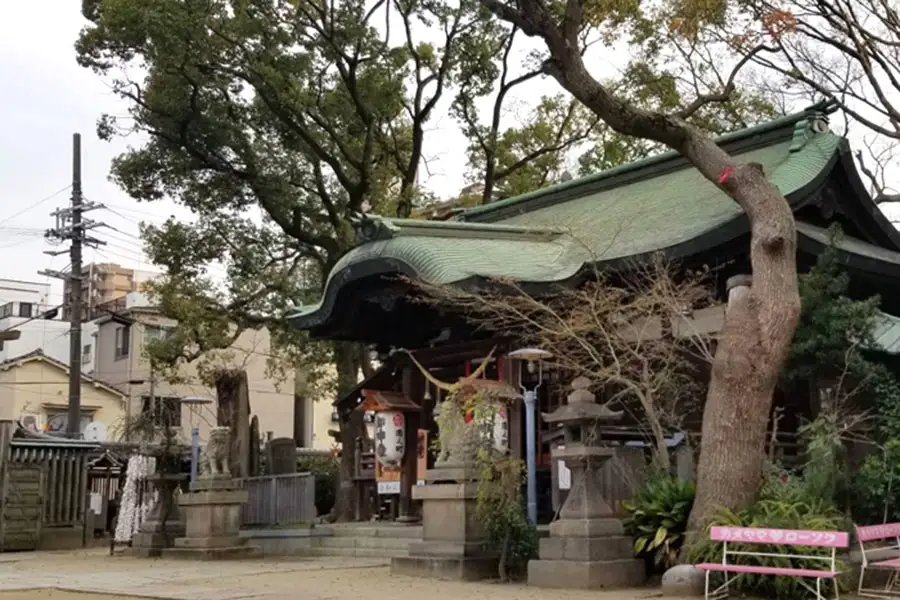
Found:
[190,427,200,485]
[524,388,538,524]
[66,133,83,439]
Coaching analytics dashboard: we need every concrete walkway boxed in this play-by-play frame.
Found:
[0,549,676,600]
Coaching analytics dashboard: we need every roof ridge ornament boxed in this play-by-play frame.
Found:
[790,100,835,153]
[348,212,399,244]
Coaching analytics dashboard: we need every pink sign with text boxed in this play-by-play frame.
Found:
[709,526,848,548]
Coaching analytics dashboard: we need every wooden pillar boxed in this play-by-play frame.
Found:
[398,365,424,522]
[501,357,524,461]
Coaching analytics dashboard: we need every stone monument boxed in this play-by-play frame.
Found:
[266,437,297,475]
[164,427,258,559]
[391,380,518,581]
[528,376,645,588]
[248,415,261,476]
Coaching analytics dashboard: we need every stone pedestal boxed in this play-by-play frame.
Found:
[390,474,497,580]
[162,476,259,560]
[527,377,645,589]
[130,474,186,557]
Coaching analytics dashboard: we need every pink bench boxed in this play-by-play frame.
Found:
[856,522,900,598]
[696,526,848,600]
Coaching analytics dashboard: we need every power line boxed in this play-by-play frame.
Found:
[102,201,169,221]
[0,185,71,228]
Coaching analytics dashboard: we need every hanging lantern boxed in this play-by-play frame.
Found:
[375,410,406,468]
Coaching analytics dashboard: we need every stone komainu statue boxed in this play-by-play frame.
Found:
[201,426,232,478]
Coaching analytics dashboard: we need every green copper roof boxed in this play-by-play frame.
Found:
[291,107,854,329]
[873,312,900,354]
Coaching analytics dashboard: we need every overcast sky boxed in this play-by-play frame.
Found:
[1,2,897,308]
[1,3,166,303]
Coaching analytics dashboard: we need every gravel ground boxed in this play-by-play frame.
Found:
[0,550,676,600]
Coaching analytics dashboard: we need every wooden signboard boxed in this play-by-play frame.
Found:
[375,459,401,495]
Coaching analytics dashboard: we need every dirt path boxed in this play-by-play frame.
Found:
[0,592,141,600]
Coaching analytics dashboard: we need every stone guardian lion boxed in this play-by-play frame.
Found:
[201,426,232,478]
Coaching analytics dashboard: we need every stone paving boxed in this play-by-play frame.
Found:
[0,548,678,600]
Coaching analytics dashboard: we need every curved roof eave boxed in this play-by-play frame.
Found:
[833,141,900,251]
[289,147,841,333]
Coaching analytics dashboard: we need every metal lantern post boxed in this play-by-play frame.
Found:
[180,396,214,485]
[509,347,553,525]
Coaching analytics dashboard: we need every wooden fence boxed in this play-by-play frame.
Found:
[237,472,315,528]
[8,439,98,528]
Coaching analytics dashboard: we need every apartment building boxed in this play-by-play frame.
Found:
[91,293,295,442]
[63,263,157,321]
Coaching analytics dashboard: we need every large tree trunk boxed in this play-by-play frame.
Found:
[686,276,779,533]
[332,341,370,522]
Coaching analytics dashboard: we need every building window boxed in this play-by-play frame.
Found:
[141,396,182,427]
[82,343,92,365]
[144,325,170,345]
[0,302,11,318]
[45,411,94,436]
[114,326,131,360]
[17,302,32,318]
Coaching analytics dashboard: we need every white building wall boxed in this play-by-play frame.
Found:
[0,316,70,363]
[0,279,50,305]
[125,291,153,308]
[0,319,100,372]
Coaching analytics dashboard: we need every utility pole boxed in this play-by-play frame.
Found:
[40,133,107,438]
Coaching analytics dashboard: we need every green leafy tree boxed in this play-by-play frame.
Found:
[76,0,497,520]
[783,227,900,521]
[785,228,883,386]
[450,23,599,203]
[451,14,783,203]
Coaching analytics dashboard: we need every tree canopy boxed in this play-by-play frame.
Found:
[77,0,783,390]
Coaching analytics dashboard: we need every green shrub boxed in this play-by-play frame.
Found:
[623,474,695,572]
[475,452,538,581]
[849,440,900,525]
[688,470,849,599]
[297,453,338,517]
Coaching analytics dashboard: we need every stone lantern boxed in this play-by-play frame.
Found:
[527,376,645,589]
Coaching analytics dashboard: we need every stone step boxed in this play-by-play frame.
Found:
[318,536,414,550]
[330,525,423,539]
[303,546,406,559]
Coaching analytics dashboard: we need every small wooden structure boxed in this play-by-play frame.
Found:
[86,449,126,537]
[0,421,103,550]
